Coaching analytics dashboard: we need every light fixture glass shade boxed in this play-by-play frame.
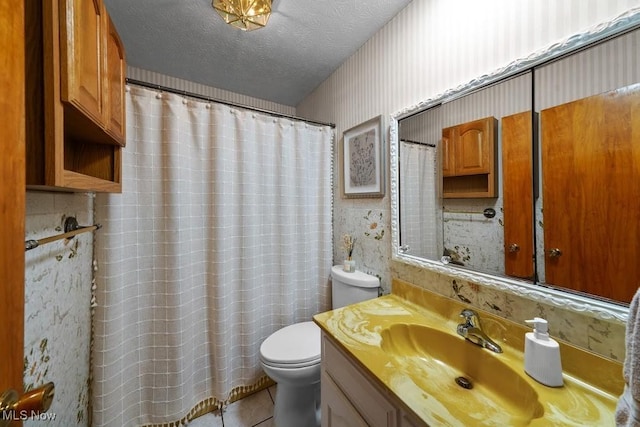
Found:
[212,0,272,31]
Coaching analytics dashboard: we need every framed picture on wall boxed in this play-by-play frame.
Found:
[342,115,385,198]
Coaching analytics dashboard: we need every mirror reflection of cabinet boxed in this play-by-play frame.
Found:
[398,73,530,275]
[396,23,640,304]
[442,117,498,198]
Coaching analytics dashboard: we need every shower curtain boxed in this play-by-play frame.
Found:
[92,86,333,426]
[399,140,438,260]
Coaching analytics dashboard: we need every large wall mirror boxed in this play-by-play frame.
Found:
[391,11,640,321]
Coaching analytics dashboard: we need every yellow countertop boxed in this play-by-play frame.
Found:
[313,279,623,426]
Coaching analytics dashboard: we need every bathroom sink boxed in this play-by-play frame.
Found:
[380,323,544,425]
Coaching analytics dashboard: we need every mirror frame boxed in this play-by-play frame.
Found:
[390,8,640,324]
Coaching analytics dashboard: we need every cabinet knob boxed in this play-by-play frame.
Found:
[508,243,520,253]
[548,248,563,258]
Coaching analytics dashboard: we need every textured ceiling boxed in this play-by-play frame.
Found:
[104,0,412,106]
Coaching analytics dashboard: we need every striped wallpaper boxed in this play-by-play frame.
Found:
[127,66,296,116]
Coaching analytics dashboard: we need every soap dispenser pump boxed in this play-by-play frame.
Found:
[524,317,563,387]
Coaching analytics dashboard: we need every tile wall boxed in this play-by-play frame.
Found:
[24,192,94,426]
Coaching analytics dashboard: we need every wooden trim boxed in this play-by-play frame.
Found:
[0,0,26,404]
[63,170,121,193]
[43,0,65,186]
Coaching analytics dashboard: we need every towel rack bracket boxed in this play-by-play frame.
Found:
[64,217,80,234]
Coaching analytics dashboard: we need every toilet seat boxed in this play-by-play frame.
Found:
[260,321,321,368]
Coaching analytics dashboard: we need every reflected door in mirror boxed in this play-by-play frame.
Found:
[541,84,640,303]
[502,111,535,279]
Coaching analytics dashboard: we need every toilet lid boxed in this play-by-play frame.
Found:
[260,321,321,366]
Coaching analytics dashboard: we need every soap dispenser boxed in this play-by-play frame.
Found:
[524,317,563,387]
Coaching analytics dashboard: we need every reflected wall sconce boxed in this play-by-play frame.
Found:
[212,0,272,31]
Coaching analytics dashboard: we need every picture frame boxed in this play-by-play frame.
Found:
[342,115,385,198]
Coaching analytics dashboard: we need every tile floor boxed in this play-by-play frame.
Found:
[189,386,276,427]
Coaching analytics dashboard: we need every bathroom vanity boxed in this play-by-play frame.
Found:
[314,279,623,426]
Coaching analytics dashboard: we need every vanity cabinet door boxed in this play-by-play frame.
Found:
[321,333,399,427]
[400,412,422,427]
[321,371,369,427]
[59,0,104,124]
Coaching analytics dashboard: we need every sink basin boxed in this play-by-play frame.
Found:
[380,323,544,426]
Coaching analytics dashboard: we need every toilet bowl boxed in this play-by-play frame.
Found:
[260,321,321,427]
[259,266,379,427]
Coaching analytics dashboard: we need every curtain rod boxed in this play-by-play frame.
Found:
[126,78,336,129]
[400,138,436,148]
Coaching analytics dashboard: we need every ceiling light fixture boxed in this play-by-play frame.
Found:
[212,0,272,31]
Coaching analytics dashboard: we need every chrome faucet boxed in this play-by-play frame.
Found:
[456,309,503,353]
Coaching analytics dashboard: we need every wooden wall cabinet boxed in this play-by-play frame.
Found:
[441,117,498,198]
[26,0,126,193]
[321,332,425,427]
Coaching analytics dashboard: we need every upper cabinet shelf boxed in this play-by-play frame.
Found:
[26,0,126,193]
[441,116,498,198]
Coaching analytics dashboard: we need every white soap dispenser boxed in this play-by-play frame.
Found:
[524,317,563,387]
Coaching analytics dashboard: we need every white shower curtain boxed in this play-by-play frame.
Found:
[92,86,333,427]
[399,140,438,260]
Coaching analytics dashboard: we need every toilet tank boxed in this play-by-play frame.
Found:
[330,265,379,309]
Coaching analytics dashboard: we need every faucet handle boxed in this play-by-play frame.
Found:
[459,309,480,327]
[459,309,477,319]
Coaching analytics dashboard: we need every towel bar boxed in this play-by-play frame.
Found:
[25,217,101,251]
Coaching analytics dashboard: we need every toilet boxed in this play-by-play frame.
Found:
[259,265,379,427]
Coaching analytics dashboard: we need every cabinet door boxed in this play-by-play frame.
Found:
[59,0,104,124]
[322,335,398,427]
[502,111,534,279]
[441,126,454,177]
[400,412,423,427]
[541,85,640,303]
[104,13,126,145]
[321,372,369,427]
[454,117,495,175]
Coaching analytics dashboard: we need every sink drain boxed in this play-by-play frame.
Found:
[455,376,473,389]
